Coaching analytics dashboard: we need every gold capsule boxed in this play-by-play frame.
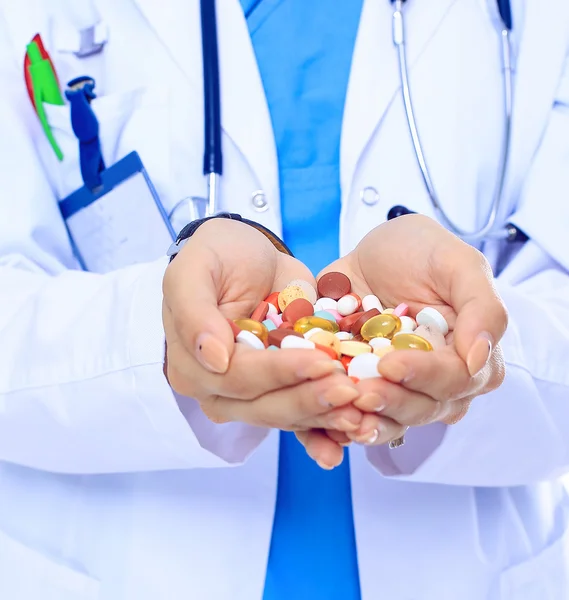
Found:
[391,333,433,352]
[340,340,372,357]
[360,314,401,341]
[234,318,269,343]
[293,316,339,335]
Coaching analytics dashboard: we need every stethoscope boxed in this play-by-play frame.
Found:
[196,0,527,244]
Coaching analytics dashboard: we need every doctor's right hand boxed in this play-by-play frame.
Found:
[162,218,362,464]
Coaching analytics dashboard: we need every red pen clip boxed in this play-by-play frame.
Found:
[24,33,61,113]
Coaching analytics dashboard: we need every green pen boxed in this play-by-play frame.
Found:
[26,41,64,161]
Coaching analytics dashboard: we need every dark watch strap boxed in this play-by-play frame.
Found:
[167,213,293,260]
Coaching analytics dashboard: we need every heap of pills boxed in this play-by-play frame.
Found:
[229,273,449,382]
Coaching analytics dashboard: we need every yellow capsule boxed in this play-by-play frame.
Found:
[340,340,372,357]
[360,314,401,341]
[382,308,395,314]
[294,316,339,335]
[234,318,269,343]
[278,285,309,312]
[391,333,433,352]
[310,331,341,358]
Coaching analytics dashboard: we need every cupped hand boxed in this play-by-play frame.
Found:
[296,214,508,458]
[162,218,363,466]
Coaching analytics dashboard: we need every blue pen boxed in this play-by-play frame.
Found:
[65,76,105,191]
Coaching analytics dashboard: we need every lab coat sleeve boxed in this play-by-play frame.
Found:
[0,53,268,476]
[366,48,569,487]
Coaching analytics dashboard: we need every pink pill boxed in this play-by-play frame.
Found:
[393,303,409,317]
[325,309,344,322]
[267,312,283,327]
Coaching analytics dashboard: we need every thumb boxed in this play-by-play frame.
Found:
[449,253,508,377]
[163,242,234,374]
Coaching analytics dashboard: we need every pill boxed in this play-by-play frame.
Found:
[304,327,325,339]
[234,318,269,343]
[251,301,270,322]
[349,376,360,384]
[324,309,344,322]
[413,325,446,349]
[313,310,338,323]
[266,312,283,328]
[310,331,341,358]
[286,279,318,305]
[281,335,316,349]
[267,303,278,315]
[399,316,417,332]
[348,353,381,380]
[341,355,353,370]
[369,337,391,349]
[362,294,383,312]
[338,311,366,332]
[236,330,265,350]
[391,333,433,352]
[351,308,382,336]
[294,316,340,335]
[334,331,353,341]
[373,346,395,358]
[314,297,338,312]
[262,318,277,331]
[267,345,279,351]
[340,340,373,357]
[317,272,351,300]
[279,321,294,330]
[416,307,449,336]
[283,298,314,325]
[227,319,242,338]
[314,343,339,360]
[267,329,303,348]
[382,308,395,314]
[278,285,310,312]
[393,303,409,317]
[360,314,401,340]
[337,294,360,316]
[265,292,281,313]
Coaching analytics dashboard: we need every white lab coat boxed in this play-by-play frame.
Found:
[0,0,569,598]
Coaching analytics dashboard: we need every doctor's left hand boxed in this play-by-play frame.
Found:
[162,218,364,468]
[301,214,508,452]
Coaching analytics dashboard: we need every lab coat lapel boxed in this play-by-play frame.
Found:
[341,0,459,196]
[131,0,279,210]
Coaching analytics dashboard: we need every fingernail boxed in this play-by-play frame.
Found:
[378,360,411,383]
[319,385,359,408]
[316,460,336,470]
[300,360,337,380]
[466,332,493,377]
[196,333,229,374]
[358,392,385,412]
[360,429,379,445]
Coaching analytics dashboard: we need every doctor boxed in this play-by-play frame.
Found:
[0,1,568,600]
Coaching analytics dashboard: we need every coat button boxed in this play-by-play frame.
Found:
[251,191,269,212]
[360,186,380,206]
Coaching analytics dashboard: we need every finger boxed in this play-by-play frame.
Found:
[347,413,407,446]
[298,403,364,433]
[324,429,352,446]
[377,345,482,403]
[296,430,345,470]
[206,372,360,428]
[353,377,442,425]
[446,249,508,377]
[169,344,342,401]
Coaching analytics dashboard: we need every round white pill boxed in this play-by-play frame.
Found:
[347,353,381,380]
[416,307,449,336]
[236,330,265,350]
[304,327,325,340]
[399,316,417,333]
[280,335,316,349]
[368,337,391,349]
[337,294,359,316]
[362,294,383,313]
[266,302,278,315]
[334,331,353,341]
[315,297,338,312]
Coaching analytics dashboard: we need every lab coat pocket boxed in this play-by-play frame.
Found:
[0,528,100,599]
[40,86,171,203]
[499,523,569,599]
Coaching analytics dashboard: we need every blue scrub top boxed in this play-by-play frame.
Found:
[240,1,364,598]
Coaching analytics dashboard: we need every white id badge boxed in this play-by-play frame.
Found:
[60,152,176,273]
